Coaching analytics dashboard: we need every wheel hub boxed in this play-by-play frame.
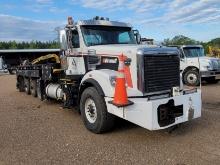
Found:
[187,73,197,85]
[85,98,97,123]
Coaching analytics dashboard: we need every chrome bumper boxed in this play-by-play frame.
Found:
[201,70,220,78]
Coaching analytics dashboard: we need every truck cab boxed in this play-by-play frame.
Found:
[175,45,220,86]
[16,17,202,133]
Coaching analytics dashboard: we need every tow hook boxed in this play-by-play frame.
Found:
[188,97,194,120]
[188,107,194,120]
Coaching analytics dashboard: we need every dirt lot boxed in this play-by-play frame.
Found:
[0,75,219,165]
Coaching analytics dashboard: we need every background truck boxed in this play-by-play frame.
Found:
[16,16,201,133]
[171,45,220,86]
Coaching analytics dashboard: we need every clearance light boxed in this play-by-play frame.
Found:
[93,16,110,21]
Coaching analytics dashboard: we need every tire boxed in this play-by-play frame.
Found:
[37,79,44,100]
[24,78,31,95]
[80,87,115,134]
[205,77,219,84]
[8,69,13,74]
[30,79,37,97]
[18,77,25,92]
[183,70,200,86]
[8,69,16,75]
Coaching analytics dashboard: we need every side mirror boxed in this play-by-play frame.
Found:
[87,49,101,70]
[59,29,67,50]
[133,30,141,44]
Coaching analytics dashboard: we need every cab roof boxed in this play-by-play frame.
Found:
[76,19,132,28]
[168,45,203,49]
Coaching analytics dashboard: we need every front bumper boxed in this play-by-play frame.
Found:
[201,70,220,78]
[106,90,201,130]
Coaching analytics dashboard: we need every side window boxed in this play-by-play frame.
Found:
[72,30,80,48]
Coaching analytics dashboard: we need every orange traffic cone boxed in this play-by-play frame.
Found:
[124,56,133,88]
[109,54,133,107]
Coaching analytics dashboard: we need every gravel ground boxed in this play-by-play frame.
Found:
[0,75,219,165]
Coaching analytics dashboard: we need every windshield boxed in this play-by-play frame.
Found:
[183,47,205,57]
[81,26,136,46]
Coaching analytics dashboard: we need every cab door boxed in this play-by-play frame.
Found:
[65,28,86,75]
[179,49,187,72]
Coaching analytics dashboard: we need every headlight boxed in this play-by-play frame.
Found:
[201,61,213,71]
[203,65,212,71]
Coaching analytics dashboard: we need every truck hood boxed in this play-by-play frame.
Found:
[198,56,219,61]
[188,56,220,63]
[86,44,159,91]
[188,56,220,70]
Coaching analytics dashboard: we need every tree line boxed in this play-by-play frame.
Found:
[0,41,59,49]
[162,35,220,53]
[0,36,220,54]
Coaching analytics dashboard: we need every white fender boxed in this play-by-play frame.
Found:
[81,69,116,97]
[81,69,143,97]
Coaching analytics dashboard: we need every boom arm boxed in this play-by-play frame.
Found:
[31,54,60,65]
[208,46,220,58]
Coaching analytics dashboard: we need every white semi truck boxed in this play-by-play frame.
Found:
[174,45,220,86]
[16,17,201,133]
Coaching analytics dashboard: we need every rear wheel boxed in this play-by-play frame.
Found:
[24,78,30,95]
[18,76,25,92]
[37,79,44,100]
[8,69,16,75]
[30,79,37,97]
[80,87,115,134]
[183,70,200,86]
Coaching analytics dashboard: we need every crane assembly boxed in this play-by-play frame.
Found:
[208,46,220,58]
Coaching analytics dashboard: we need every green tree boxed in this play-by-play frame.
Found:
[10,41,17,49]
[0,41,60,49]
[163,35,199,46]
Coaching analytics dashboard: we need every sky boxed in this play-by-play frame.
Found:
[0,0,220,42]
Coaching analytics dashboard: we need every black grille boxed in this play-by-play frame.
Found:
[143,55,180,93]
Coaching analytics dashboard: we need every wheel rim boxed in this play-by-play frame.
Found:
[187,73,197,85]
[85,98,97,124]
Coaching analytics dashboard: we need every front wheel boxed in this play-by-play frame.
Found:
[80,87,115,134]
[183,70,200,86]
[17,76,25,92]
